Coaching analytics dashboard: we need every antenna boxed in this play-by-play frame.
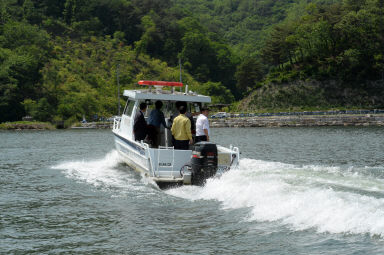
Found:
[179,57,182,92]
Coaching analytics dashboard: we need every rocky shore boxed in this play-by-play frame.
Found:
[210,114,384,128]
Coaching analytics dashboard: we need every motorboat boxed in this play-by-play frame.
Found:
[112,80,239,188]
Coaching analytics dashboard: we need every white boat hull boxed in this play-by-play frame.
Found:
[114,132,150,173]
[113,129,239,186]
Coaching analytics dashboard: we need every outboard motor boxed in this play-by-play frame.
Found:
[190,142,218,185]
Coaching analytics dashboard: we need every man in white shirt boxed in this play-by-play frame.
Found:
[195,107,210,143]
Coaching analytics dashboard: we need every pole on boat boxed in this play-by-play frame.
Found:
[116,63,121,115]
[179,57,182,92]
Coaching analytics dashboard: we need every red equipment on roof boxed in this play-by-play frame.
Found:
[138,80,183,87]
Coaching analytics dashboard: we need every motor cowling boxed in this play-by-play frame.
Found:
[190,142,218,185]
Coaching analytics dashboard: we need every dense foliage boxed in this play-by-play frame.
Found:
[1,0,383,124]
[0,0,238,123]
[261,0,384,82]
[174,0,384,109]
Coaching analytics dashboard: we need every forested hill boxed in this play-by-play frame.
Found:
[173,0,384,110]
[173,0,337,56]
[1,0,384,124]
[0,0,236,124]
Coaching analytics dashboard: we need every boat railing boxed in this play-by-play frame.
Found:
[143,142,156,177]
[113,117,121,130]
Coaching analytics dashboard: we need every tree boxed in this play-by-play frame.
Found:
[196,81,235,104]
[180,30,213,81]
[235,57,263,94]
[0,21,51,122]
[22,98,53,121]
[63,0,76,25]
[261,25,291,70]
[343,0,366,11]
[134,13,156,58]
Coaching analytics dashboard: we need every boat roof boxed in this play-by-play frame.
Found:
[123,89,211,103]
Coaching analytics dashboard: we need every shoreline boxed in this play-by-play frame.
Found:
[210,114,384,128]
[2,115,384,130]
[0,121,55,130]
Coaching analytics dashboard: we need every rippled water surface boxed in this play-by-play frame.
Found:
[1,127,384,254]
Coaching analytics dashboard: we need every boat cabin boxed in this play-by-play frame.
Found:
[112,80,239,187]
[119,82,211,147]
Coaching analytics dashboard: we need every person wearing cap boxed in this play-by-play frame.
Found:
[171,105,193,150]
[195,107,210,143]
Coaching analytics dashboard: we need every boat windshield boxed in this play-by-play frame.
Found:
[123,100,135,116]
[143,100,202,119]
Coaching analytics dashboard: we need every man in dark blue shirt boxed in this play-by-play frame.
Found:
[147,101,167,147]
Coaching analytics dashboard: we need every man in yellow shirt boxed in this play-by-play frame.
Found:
[171,105,193,150]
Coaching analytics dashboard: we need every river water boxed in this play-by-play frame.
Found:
[1,127,384,254]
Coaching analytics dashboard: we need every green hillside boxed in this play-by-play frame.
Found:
[1,0,383,124]
[172,0,338,55]
[0,0,236,123]
[173,0,384,110]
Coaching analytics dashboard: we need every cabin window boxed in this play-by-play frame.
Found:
[162,101,174,118]
[123,100,135,116]
[191,102,202,115]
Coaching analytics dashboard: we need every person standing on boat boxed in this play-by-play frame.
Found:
[171,106,193,150]
[171,101,196,135]
[147,100,167,148]
[133,102,147,141]
[195,107,210,143]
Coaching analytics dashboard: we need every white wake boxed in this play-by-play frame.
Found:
[51,150,152,193]
[166,158,384,237]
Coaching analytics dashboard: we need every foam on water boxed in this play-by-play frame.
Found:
[167,158,384,237]
[52,149,384,237]
[51,150,149,193]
